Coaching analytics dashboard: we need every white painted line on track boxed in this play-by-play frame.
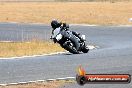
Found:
[65,77,76,79]
[70,24,98,26]
[36,80,46,82]
[0,77,76,86]
[0,51,67,59]
[0,22,46,26]
[46,79,57,81]
[27,81,37,83]
[18,82,28,84]
[56,78,67,80]
[114,25,132,27]
[0,41,13,43]
[8,83,19,85]
[0,84,7,86]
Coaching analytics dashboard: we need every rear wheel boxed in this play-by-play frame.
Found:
[81,46,89,53]
[63,40,79,54]
[81,43,89,53]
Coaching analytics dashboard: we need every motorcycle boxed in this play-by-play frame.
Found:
[50,26,89,54]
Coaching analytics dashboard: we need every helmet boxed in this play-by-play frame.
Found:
[51,20,60,29]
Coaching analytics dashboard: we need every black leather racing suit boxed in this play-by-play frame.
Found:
[61,23,84,42]
[51,22,84,42]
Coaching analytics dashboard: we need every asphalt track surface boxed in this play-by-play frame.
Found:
[0,23,132,88]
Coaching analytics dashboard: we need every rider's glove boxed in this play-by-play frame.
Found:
[50,36,53,39]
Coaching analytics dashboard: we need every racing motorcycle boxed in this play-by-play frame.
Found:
[50,26,89,54]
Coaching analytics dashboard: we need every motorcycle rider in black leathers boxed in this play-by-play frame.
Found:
[51,20,84,42]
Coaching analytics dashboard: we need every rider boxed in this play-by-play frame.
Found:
[51,19,84,42]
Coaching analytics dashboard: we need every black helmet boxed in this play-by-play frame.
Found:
[51,20,60,29]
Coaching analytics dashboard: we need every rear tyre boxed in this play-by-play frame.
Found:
[63,41,79,54]
[81,46,89,53]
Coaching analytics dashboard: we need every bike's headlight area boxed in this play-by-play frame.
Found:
[56,34,62,41]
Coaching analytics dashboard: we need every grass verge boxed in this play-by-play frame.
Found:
[0,41,64,58]
[0,2,132,25]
